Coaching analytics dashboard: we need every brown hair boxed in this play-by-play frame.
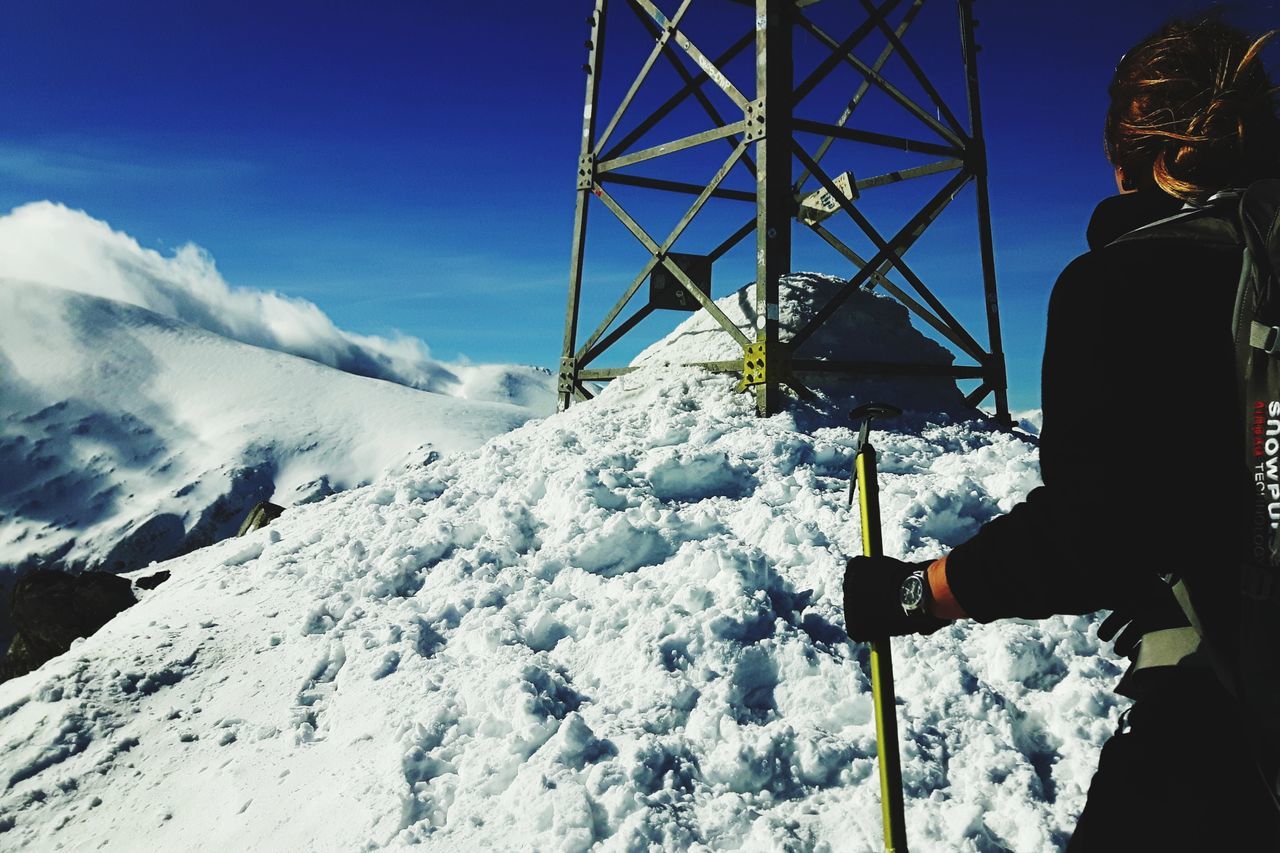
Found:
[1105,15,1280,202]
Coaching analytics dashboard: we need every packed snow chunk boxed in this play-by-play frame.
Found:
[639,449,751,503]
[0,365,1124,852]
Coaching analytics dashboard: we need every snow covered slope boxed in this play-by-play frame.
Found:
[0,200,563,581]
[0,278,540,579]
[0,363,1124,851]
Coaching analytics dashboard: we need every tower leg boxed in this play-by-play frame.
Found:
[958,0,1011,426]
[754,0,794,416]
[560,0,608,412]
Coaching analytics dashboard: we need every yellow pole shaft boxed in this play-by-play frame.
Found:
[856,445,908,853]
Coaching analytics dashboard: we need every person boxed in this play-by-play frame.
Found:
[842,13,1280,850]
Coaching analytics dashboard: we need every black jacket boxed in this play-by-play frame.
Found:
[944,189,1253,629]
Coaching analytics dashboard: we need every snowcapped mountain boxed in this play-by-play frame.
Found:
[0,203,557,583]
[0,278,545,580]
[0,274,1121,851]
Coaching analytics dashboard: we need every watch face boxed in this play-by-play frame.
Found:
[900,573,925,612]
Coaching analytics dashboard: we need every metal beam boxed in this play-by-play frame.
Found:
[805,220,987,361]
[755,0,795,415]
[577,140,744,363]
[594,0,695,156]
[602,31,754,163]
[709,217,757,262]
[790,0,905,106]
[582,303,655,367]
[792,358,986,378]
[959,0,1011,424]
[587,144,752,351]
[580,360,742,380]
[598,171,756,202]
[560,0,1008,424]
[560,0,608,412]
[575,257,659,367]
[658,254,753,347]
[853,157,962,191]
[629,2,760,182]
[962,382,989,407]
[857,0,967,138]
[795,11,964,147]
[794,0,921,194]
[789,165,971,350]
[792,117,959,158]
[632,0,751,109]
[792,143,986,358]
[598,120,748,173]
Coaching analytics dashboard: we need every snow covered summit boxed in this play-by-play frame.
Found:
[0,358,1124,851]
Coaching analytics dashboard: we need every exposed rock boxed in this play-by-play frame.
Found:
[237,501,284,537]
[0,570,136,682]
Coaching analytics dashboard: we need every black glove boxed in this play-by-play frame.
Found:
[843,555,948,641]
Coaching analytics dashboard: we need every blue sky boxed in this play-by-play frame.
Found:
[0,0,1275,411]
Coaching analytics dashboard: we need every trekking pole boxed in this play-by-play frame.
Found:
[849,402,908,853]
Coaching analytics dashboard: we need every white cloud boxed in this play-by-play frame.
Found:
[0,201,461,392]
[0,142,255,188]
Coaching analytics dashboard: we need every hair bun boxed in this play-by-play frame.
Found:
[1105,17,1280,201]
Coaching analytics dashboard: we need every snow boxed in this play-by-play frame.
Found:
[0,225,1122,850]
[0,278,540,579]
[0,364,1124,851]
[0,202,556,580]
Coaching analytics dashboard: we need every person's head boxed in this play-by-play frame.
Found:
[1105,15,1280,202]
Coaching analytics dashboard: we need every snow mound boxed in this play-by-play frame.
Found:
[449,363,558,417]
[634,274,975,418]
[0,367,1124,852]
[0,278,538,579]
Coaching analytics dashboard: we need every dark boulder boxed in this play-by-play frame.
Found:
[0,570,136,683]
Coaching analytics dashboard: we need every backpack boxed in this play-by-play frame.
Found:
[1106,179,1280,810]
[1232,178,1280,808]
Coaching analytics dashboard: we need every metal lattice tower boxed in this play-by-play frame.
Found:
[558,0,1010,421]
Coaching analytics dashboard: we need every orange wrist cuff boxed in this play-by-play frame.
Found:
[928,555,967,620]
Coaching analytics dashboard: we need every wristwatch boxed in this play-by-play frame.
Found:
[899,569,932,617]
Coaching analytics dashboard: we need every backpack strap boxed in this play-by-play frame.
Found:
[1241,180,1280,358]
[1112,192,1249,692]
[1106,192,1243,250]
[1131,626,1202,671]
[1240,179,1280,279]
[1251,319,1280,354]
